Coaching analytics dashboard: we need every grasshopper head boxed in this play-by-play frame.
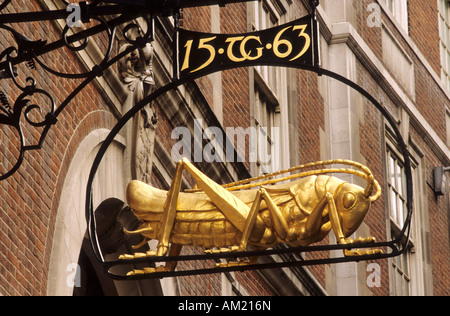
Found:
[335,183,372,237]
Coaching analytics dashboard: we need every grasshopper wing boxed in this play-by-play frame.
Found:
[182,161,250,233]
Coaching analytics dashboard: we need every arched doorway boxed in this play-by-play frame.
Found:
[73,198,163,296]
[47,129,162,296]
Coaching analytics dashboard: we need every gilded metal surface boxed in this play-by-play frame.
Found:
[120,158,382,275]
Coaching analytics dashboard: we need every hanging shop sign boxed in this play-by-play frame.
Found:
[0,0,413,281]
[177,14,314,79]
[89,6,412,279]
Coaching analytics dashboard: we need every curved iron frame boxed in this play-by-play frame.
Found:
[84,62,413,280]
[0,0,413,281]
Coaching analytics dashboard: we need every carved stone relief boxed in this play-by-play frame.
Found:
[118,35,158,183]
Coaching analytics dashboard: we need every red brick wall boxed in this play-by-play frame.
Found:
[0,0,117,295]
[182,6,214,109]
[354,0,450,296]
[408,0,441,75]
[1,0,449,297]
[355,0,383,60]
[409,128,450,296]
[220,2,251,167]
[415,64,447,143]
[357,58,390,296]
[356,0,447,144]
[297,69,324,165]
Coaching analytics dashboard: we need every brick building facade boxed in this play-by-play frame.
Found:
[0,0,449,296]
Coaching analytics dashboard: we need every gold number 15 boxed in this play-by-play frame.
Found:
[181,36,217,73]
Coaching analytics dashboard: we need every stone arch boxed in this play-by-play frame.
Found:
[47,129,126,295]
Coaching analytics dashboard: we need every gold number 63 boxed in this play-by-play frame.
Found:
[180,24,311,74]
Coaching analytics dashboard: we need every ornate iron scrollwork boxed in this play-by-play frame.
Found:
[0,26,55,179]
[0,0,11,12]
[0,0,414,281]
[0,1,157,180]
[83,0,413,280]
[0,0,257,181]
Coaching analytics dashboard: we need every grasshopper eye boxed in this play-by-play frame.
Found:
[343,192,356,209]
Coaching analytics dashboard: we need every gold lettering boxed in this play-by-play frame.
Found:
[191,36,217,73]
[273,26,293,58]
[180,39,194,72]
[290,24,311,61]
[225,36,245,62]
[179,21,312,75]
[240,36,263,61]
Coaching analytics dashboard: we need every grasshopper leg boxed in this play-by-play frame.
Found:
[215,253,260,268]
[125,244,183,276]
[322,193,382,256]
[205,187,265,255]
[213,188,290,268]
[156,159,187,257]
[157,158,252,256]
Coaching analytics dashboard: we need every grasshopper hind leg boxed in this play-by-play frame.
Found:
[124,244,183,276]
[215,249,261,269]
[204,246,240,254]
[118,225,157,260]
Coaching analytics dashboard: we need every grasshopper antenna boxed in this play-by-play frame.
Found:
[221,159,382,202]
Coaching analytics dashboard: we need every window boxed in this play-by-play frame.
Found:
[253,0,277,31]
[391,250,411,296]
[253,0,280,89]
[439,0,450,90]
[252,0,288,176]
[254,86,279,175]
[387,151,407,228]
[386,147,412,296]
[386,139,426,296]
[382,0,409,33]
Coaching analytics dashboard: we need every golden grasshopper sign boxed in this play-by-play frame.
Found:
[116,15,387,277]
[121,158,383,276]
[85,10,413,280]
[177,14,314,78]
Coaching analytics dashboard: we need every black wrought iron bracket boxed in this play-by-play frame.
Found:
[84,1,413,280]
[0,0,256,180]
[0,0,413,280]
[85,63,413,280]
